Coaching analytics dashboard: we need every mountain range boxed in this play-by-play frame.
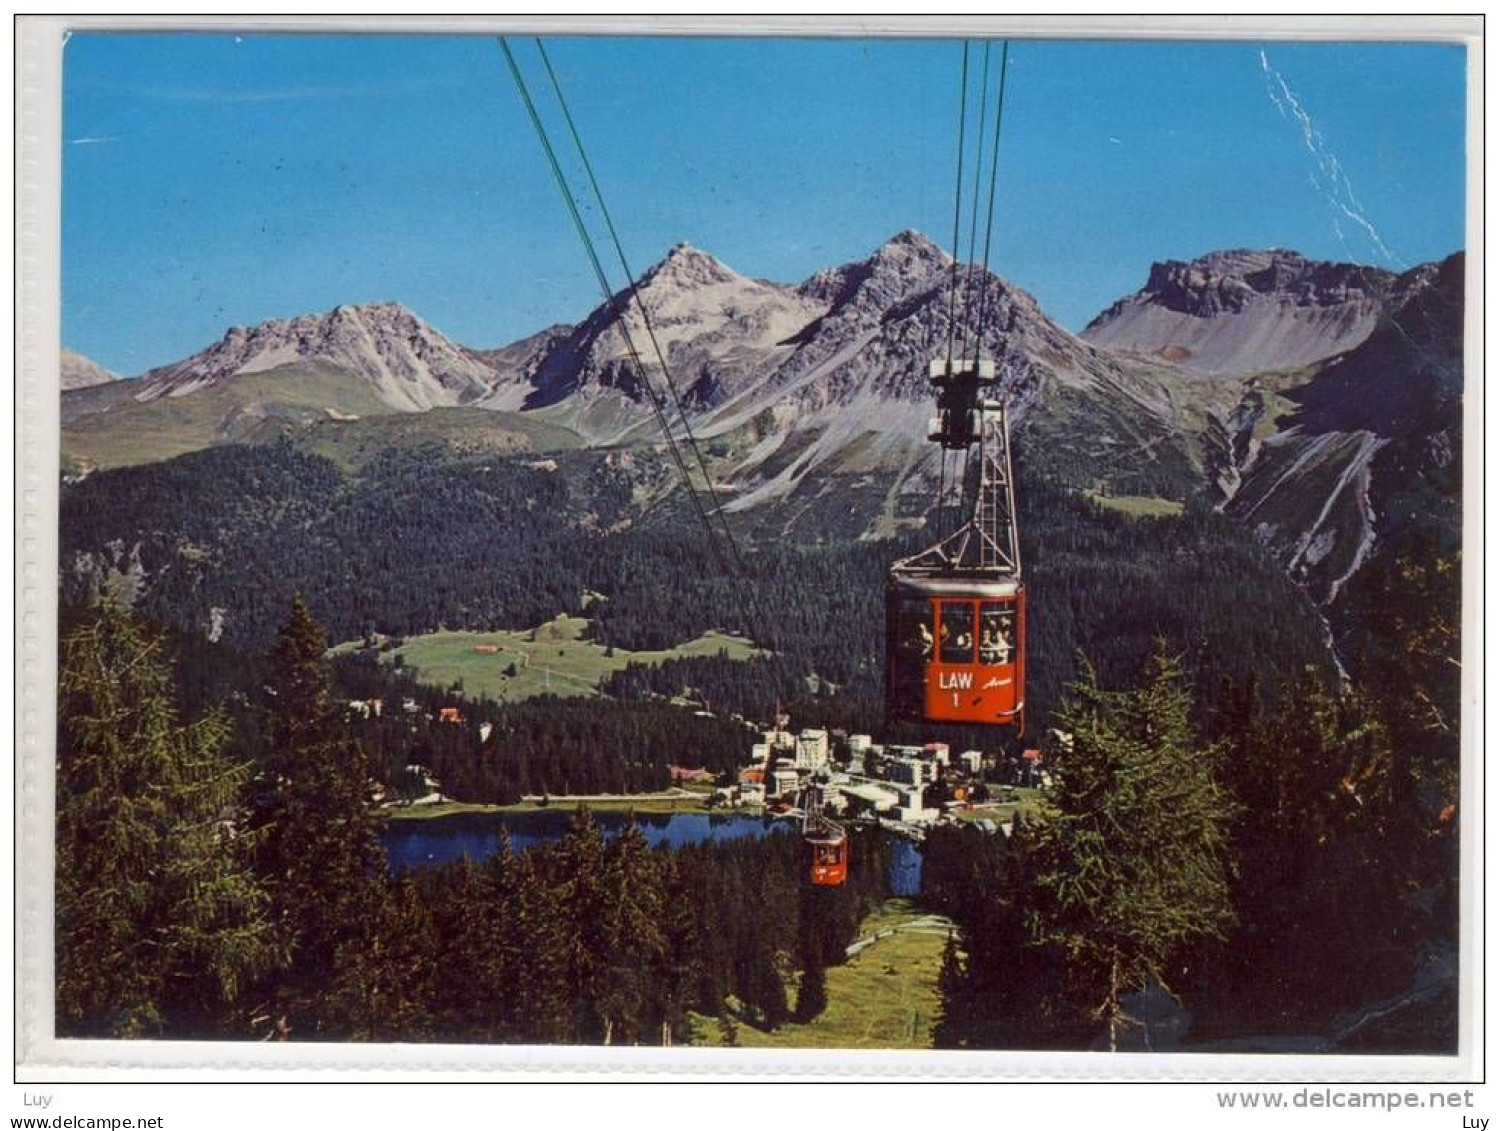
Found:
[60,231,1463,646]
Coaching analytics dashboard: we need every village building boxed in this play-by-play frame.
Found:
[884,756,926,788]
[771,765,800,800]
[669,765,714,784]
[795,728,830,770]
[840,781,899,814]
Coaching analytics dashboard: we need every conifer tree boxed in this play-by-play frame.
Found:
[794,884,835,1021]
[56,602,280,1037]
[598,821,668,1044]
[1028,646,1237,1050]
[932,930,968,1047]
[732,846,798,1030]
[1209,669,1408,1016]
[794,955,829,1023]
[419,858,501,1041]
[337,875,439,1042]
[248,596,387,1037]
[659,853,708,1029]
[552,808,612,1042]
[498,844,573,1042]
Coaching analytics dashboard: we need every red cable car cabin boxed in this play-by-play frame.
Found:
[804,818,848,887]
[886,573,1025,729]
[805,831,848,887]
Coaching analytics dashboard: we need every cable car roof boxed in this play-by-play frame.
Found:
[887,572,1022,599]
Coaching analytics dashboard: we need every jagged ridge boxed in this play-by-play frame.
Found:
[1082,249,1410,375]
[131,302,501,413]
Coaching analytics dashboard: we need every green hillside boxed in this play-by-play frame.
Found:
[60,363,397,471]
[338,613,763,702]
[61,364,587,474]
[281,406,583,472]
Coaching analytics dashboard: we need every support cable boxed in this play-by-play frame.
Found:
[935,447,948,540]
[943,41,971,370]
[503,38,775,656]
[971,41,1012,344]
[960,41,993,365]
[499,39,737,594]
[535,38,747,578]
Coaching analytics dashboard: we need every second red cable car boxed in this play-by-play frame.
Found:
[804,817,849,887]
[800,772,848,886]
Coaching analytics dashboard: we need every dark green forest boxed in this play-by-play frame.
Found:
[919,533,1461,1052]
[63,600,762,804]
[61,440,1334,741]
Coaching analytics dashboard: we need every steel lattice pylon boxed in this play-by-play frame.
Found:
[894,358,1021,579]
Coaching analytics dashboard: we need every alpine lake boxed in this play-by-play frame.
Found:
[381,808,924,897]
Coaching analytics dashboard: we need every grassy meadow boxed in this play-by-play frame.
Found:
[339,613,763,703]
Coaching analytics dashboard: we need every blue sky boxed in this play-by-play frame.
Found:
[63,33,1467,375]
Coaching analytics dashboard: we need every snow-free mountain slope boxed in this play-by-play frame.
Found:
[1082,250,1405,375]
[62,362,399,472]
[520,243,831,439]
[59,234,1463,606]
[61,348,122,391]
[687,231,1215,529]
[131,302,501,412]
[1212,253,1463,608]
[468,324,574,412]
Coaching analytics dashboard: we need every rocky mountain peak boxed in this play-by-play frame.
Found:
[1082,247,1409,374]
[797,229,952,311]
[522,240,830,424]
[1131,249,1397,318]
[333,299,393,318]
[639,242,741,290]
[133,300,500,412]
[874,228,951,266]
[61,347,122,390]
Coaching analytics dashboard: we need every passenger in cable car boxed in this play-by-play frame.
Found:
[916,620,934,658]
[979,607,1014,664]
[940,603,973,662]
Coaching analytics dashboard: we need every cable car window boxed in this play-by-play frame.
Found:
[897,598,934,661]
[940,602,976,664]
[979,602,1016,666]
